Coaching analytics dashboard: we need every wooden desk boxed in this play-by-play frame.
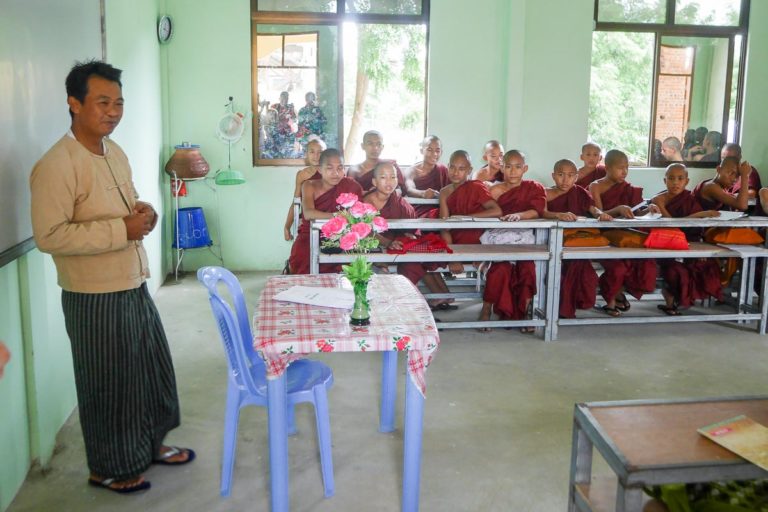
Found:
[569,396,768,512]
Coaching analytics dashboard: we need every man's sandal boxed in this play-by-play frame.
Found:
[601,305,621,317]
[88,476,151,494]
[153,446,196,465]
[616,294,631,312]
[657,304,681,316]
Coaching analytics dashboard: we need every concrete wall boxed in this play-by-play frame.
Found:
[0,0,164,509]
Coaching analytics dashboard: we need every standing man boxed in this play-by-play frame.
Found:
[30,61,194,494]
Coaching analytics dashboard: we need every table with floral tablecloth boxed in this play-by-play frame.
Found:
[252,273,440,512]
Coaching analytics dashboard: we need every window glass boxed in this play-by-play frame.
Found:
[727,35,742,142]
[342,22,427,165]
[256,0,337,13]
[651,36,730,166]
[588,31,655,166]
[675,0,740,26]
[256,25,339,162]
[597,0,666,24]
[345,0,422,15]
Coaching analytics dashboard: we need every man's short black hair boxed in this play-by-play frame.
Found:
[65,60,122,117]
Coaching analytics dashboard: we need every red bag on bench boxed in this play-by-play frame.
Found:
[385,233,454,254]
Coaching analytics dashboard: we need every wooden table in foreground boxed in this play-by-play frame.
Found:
[569,396,768,512]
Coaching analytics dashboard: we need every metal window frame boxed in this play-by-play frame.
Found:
[250,0,430,166]
[593,0,750,167]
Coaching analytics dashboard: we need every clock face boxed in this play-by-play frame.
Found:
[158,15,172,43]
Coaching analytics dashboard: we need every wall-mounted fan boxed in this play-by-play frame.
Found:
[214,96,249,185]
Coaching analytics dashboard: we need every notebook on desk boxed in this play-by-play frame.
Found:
[698,415,768,471]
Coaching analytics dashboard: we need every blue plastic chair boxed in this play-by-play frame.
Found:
[197,266,335,498]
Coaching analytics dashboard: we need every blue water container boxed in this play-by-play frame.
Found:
[173,207,213,249]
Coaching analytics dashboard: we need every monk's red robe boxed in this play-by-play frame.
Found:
[482,180,546,320]
[547,186,599,318]
[445,180,495,244]
[351,161,408,196]
[729,166,763,215]
[598,181,657,302]
[660,190,722,307]
[369,193,427,285]
[692,179,725,211]
[288,177,363,274]
[576,164,606,189]
[411,163,448,218]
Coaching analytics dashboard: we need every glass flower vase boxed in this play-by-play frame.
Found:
[349,279,371,326]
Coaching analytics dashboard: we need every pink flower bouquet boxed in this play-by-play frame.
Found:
[320,195,388,253]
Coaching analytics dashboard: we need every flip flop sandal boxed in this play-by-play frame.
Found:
[601,305,622,317]
[88,477,151,494]
[153,446,196,465]
[616,295,631,312]
[657,304,681,316]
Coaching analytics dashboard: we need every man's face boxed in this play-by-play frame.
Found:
[362,134,383,160]
[580,147,602,168]
[661,144,677,160]
[502,155,527,185]
[422,140,442,166]
[717,161,740,187]
[605,158,629,182]
[305,142,323,166]
[68,76,123,138]
[448,155,472,184]
[664,168,689,195]
[552,164,578,192]
[320,155,345,186]
[483,147,503,171]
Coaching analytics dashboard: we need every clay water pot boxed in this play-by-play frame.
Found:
[165,142,210,179]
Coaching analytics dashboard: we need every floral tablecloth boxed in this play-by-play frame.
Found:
[253,273,440,396]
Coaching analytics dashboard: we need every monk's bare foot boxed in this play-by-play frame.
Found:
[477,303,493,332]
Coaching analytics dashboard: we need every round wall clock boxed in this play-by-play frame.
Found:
[157,15,173,44]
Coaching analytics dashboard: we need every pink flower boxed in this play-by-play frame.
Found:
[350,222,372,238]
[372,216,389,233]
[321,215,348,238]
[349,203,377,219]
[336,193,358,209]
[339,231,361,251]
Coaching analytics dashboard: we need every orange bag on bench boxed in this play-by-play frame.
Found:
[563,228,610,247]
[703,227,764,245]
[602,229,648,248]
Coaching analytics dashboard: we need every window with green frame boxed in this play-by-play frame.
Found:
[251,0,429,166]
[589,0,749,167]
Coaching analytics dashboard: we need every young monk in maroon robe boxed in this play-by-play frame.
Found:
[544,159,612,318]
[439,150,502,276]
[364,161,454,308]
[404,135,448,218]
[288,148,363,274]
[471,140,504,183]
[590,150,660,316]
[284,137,325,241]
[693,156,752,212]
[651,164,722,315]
[347,130,408,195]
[479,150,546,331]
[576,142,607,189]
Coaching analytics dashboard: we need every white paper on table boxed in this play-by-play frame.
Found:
[614,212,663,221]
[714,211,747,221]
[273,286,354,309]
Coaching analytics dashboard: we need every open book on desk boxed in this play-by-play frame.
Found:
[698,415,768,471]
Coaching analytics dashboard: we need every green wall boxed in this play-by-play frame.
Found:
[0,0,164,509]
[164,0,768,272]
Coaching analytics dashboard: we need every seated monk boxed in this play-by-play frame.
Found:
[364,161,454,310]
[347,130,407,195]
[544,159,611,318]
[439,149,502,277]
[693,156,752,212]
[576,142,607,189]
[479,150,546,332]
[471,140,504,183]
[283,137,325,241]
[651,164,721,315]
[404,135,448,218]
[288,148,363,274]
[590,149,660,317]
